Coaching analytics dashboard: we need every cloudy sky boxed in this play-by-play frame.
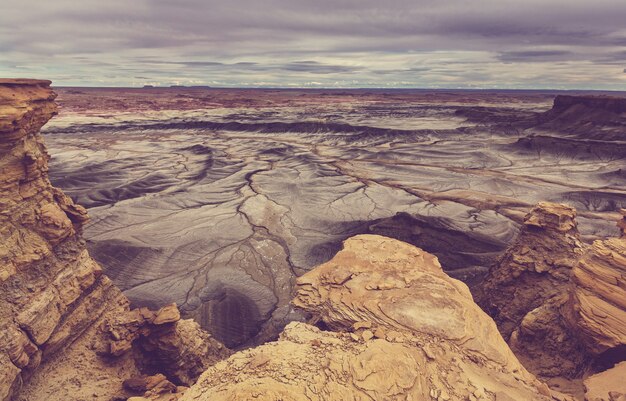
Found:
[1,0,625,88]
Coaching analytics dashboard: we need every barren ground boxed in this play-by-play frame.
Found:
[45,87,626,347]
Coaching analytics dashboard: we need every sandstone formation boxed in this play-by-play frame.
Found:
[0,79,227,401]
[181,235,566,401]
[565,236,626,355]
[477,202,584,340]
[583,362,626,401]
[100,304,230,385]
[0,78,119,400]
[477,202,626,382]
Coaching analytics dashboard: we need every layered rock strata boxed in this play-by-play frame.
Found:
[477,201,626,383]
[181,235,567,401]
[0,79,227,401]
[100,304,230,386]
[476,202,584,340]
[565,234,626,357]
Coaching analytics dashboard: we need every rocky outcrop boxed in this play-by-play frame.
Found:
[100,304,230,385]
[477,202,626,382]
[564,236,626,356]
[476,202,584,340]
[181,235,567,401]
[0,79,228,401]
[0,78,120,400]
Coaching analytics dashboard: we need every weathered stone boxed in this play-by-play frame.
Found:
[0,79,228,401]
[180,235,566,401]
[565,237,626,354]
[583,362,626,401]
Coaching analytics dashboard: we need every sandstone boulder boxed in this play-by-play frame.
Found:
[181,235,564,401]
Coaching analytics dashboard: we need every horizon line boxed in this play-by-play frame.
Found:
[51,85,626,93]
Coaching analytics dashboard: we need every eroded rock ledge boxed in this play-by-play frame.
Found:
[180,235,566,401]
[477,202,626,398]
[0,79,228,401]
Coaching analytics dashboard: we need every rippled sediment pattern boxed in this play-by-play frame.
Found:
[44,88,626,347]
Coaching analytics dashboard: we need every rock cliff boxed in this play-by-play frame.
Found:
[0,79,228,401]
[551,95,626,115]
[476,202,584,341]
[477,201,626,393]
[180,235,566,401]
[533,95,626,141]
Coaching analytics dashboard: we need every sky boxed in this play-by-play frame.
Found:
[1,0,625,89]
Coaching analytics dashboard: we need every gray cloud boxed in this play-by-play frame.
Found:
[0,0,625,88]
[497,50,575,63]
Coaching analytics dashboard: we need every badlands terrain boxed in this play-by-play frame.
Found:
[1,79,625,401]
[44,86,626,347]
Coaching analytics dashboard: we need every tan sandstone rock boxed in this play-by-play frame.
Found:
[0,79,128,401]
[181,235,564,401]
[476,202,589,378]
[583,362,626,401]
[477,202,583,339]
[100,304,230,385]
[0,79,228,401]
[476,202,626,391]
[565,237,626,355]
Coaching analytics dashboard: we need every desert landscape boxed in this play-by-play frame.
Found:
[1,79,625,401]
[1,1,626,400]
[43,87,626,349]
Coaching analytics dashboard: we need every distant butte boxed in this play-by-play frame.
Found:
[552,94,626,114]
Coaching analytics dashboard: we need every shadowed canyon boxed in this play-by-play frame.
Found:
[44,87,626,348]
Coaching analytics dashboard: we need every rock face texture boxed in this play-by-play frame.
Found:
[477,202,584,340]
[181,235,563,401]
[477,201,626,382]
[565,237,626,356]
[0,79,227,401]
[0,78,120,400]
[100,304,230,386]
